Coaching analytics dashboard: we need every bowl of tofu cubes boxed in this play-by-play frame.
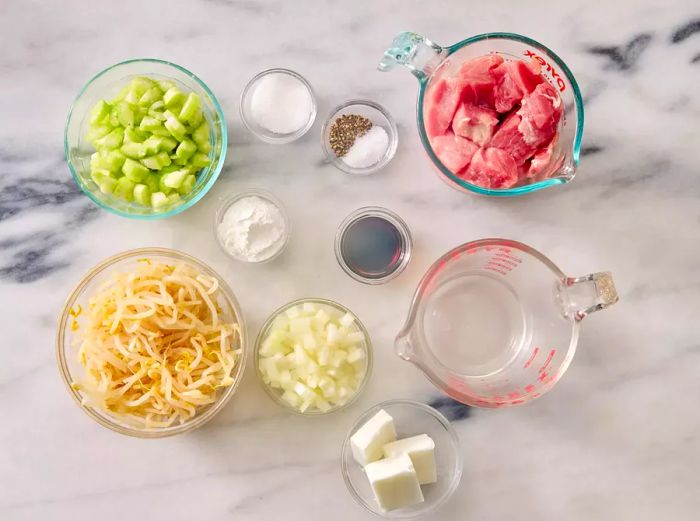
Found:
[255,298,372,415]
[341,400,462,518]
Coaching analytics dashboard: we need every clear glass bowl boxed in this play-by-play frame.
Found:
[322,100,398,175]
[341,400,463,518]
[64,59,227,219]
[56,248,247,438]
[214,189,290,263]
[254,298,373,415]
[334,206,412,285]
[239,68,317,144]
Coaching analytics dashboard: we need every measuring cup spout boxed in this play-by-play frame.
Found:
[378,31,448,80]
[395,330,416,361]
[557,272,619,321]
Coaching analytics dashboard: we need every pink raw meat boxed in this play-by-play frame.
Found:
[488,112,538,165]
[454,54,504,109]
[493,59,544,113]
[451,103,499,146]
[517,82,562,147]
[525,137,563,181]
[463,148,518,189]
[424,78,461,138]
[430,133,479,173]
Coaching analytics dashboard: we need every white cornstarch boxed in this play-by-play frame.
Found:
[218,195,287,262]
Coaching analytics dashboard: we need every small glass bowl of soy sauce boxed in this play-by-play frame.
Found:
[335,207,412,285]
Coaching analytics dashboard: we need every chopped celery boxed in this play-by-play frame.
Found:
[141,152,172,170]
[164,111,187,140]
[114,101,135,127]
[159,136,178,152]
[103,150,126,173]
[151,191,168,208]
[175,139,196,162]
[124,127,147,143]
[190,153,211,169]
[114,177,136,201]
[178,174,196,195]
[133,184,151,205]
[178,93,201,123]
[138,86,162,107]
[139,116,164,133]
[90,100,111,125]
[192,121,209,146]
[120,141,147,159]
[86,76,212,208]
[144,174,159,193]
[122,158,150,182]
[161,169,188,189]
[95,128,124,150]
[86,125,113,145]
[157,79,176,92]
[196,140,212,154]
[163,87,185,109]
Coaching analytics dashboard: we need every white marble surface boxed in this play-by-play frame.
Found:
[1,1,699,519]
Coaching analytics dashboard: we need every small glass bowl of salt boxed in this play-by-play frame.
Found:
[322,100,398,176]
[240,68,317,144]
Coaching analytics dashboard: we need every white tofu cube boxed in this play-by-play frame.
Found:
[350,409,396,466]
[364,453,424,511]
[382,434,437,485]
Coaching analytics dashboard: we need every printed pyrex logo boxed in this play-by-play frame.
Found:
[524,50,566,92]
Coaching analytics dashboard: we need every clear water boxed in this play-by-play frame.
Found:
[340,216,404,279]
[421,272,528,376]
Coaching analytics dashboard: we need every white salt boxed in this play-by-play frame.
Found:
[342,126,389,169]
[250,74,313,134]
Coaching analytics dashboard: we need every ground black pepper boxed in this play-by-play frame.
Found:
[328,114,373,157]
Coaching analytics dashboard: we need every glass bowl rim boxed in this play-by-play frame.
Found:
[214,188,291,263]
[416,32,584,197]
[64,58,228,220]
[340,399,463,518]
[239,67,318,144]
[254,297,373,416]
[321,98,399,176]
[55,247,248,438]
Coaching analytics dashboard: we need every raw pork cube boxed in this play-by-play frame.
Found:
[517,82,562,148]
[488,112,538,165]
[493,59,544,113]
[424,78,461,138]
[453,54,504,109]
[463,147,518,189]
[451,103,499,146]
[524,137,563,181]
[430,132,479,173]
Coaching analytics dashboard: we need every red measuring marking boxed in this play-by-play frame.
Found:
[538,349,557,373]
[524,346,540,368]
[525,384,536,393]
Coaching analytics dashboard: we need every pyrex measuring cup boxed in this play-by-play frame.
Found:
[379,32,584,196]
[395,239,618,407]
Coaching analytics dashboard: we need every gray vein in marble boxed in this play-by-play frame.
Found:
[587,33,654,71]
[427,396,473,421]
[670,18,700,43]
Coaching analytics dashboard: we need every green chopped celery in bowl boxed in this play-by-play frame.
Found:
[65,59,227,220]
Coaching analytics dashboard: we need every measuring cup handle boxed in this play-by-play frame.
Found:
[559,272,619,321]
[378,31,448,80]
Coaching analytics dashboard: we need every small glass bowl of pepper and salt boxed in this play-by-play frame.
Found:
[322,100,398,175]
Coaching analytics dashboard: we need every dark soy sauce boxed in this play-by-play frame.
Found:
[340,216,404,279]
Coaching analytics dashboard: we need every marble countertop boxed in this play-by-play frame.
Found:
[1,1,699,519]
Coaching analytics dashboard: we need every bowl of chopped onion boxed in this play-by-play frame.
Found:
[56,248,246,437]
[255,298,373,415]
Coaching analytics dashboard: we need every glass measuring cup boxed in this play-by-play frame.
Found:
[395,239,618,407]
[379,32,584,196]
